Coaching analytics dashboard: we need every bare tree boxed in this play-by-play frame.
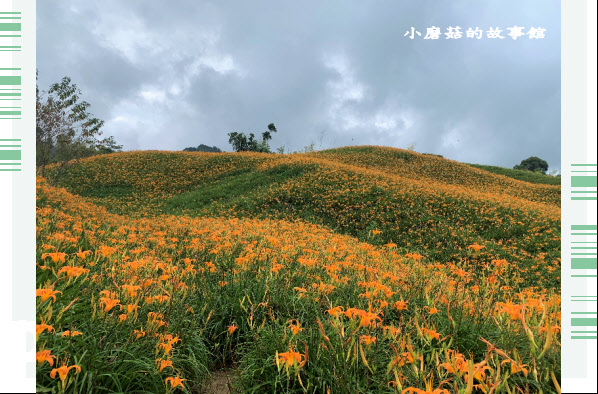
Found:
[36,72,120,184]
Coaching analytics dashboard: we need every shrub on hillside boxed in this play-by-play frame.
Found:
[514,156,549,174]
[183,144,222,153]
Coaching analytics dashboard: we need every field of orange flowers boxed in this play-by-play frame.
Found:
[37,147,561,393]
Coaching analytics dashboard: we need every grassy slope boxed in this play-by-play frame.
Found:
[311,146,560,204]
[36,177,561,393]
[465,163,561,186]
[37,147,562,392]
[55,147,560,288]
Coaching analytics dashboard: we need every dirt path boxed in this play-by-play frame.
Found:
[202,369,237,394]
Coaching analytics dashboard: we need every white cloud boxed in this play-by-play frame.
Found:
[36,0,561,168]
[324,53,367,104]
[190,54,238,75]
[111,115,132,123]
[139,88,166,104]
[90,12,157,65]
[322,53,417,138]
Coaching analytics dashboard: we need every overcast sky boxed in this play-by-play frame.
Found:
[37,0,561,171]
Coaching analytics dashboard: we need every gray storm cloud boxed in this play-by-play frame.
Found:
[37,0,561,171]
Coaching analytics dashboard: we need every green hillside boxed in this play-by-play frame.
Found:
[54,147,560,288]
[466,163,561,186]
[37,146,562,393]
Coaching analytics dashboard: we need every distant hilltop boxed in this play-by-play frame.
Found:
[183,144,222,153]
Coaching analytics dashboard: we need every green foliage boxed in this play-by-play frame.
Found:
[228,123,277,153]
[513,156,549,174]
[36,71,121,184]
[39,146,561,393]
[165,164,311,214]
[301,142,315,153]
[468,164,561,185]
[55,149,561,289]
[289,142,316,154]
[36,178,561,392]
[183,144,222,153]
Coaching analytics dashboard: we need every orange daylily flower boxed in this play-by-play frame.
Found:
[36,287,62,303]
[276,347,304,368]
[156,359,173,372]
[395,300,409,311]
[158,335,181,355]
[165,376,185,389]
[326,306,344,318]
[343,308,382,328]
[293,287,307,298]
[61,330,83,337]
[402,388,449,394]
[405,252,423,261]
[427,306,439,315]
[96,245,118,257]
[153,294,170,303]
[359,335,377,346]
[162,334,181,345]
[36,350,56,366]
[57,266,89,278]
[398,352,415,367]
[422,327,441,341]
[271,263,284,273]
[74,249,91,260]
[36,323,55,339]
[50,363,82,382]
[467,244,485,252]
[159,342,173,354]
[41,252,67,264]
[121,284,141,298]
[288,321,303,336]
[501,359,529,377]
[497,301,523,321]
[126,304,140,314]
[227,324,238,335]
[99,296,120,312]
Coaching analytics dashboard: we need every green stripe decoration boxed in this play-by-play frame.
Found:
[0,12,21,42]
[0,70,21,109]
[571,312,598,339]
[571,296,598,302]
[571,258,597,269]
[571,164,598,200]
[0,22,20,31]
[0,21,21,46]
[570,225,597,277]
[0,106,21,119]
[0,138,21,171]
[0,76,20,85]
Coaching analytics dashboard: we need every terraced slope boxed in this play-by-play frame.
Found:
[36,177,561,393]
[466,163,561,186]
[37,146,562,392]
[311,146,560,205]
[54,148,560,288]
